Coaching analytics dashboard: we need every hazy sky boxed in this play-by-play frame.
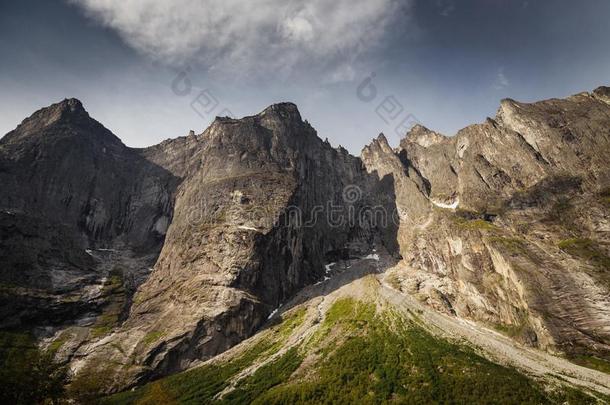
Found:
[1,0,609,153]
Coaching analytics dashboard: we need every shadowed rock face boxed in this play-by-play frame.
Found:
[0,99,398,389]
[99,103,395,384]
[0,99,177,330]
[0,87,609,391]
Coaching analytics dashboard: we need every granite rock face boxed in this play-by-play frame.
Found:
[80,103,393,387]
[0,99,176,332]
[373,89,610,358]
[1,88,609,392]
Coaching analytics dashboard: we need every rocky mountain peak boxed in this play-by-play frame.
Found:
[255,102,305,132]
[361,133,392,156]
[0,97,124,149]
[402,124,447,148]
[593,86,610,104]
[260,102,301,118]
[27,97,88,126]
[57,97,86,112]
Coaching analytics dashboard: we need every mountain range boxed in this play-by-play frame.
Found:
[1,87,609,404]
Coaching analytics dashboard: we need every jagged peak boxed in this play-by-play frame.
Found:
[261,101,299,113]
[410,123,431,133]
[28,98,88,124]
[0,98,124,148]
[257,102,302,123]
[361,133,394,156]
[592,86,610,104]
[57,97,86,112]
[375,133,389,145]
[593,85,610,96]
[1,98,87,142]
[402,124,447,148]
[208,102,303,130]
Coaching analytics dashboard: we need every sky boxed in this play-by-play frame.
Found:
[1,0,609,154]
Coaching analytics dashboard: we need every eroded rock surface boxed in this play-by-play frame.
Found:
[1,87,609,393]
[369,88,610,360]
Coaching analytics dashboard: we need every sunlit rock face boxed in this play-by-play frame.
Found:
[375,88,610,359]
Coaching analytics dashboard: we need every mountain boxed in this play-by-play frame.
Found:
[1,87,609,403]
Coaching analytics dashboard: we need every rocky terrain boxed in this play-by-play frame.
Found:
[0,86,609,401]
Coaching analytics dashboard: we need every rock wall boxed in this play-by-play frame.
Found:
[1,87,609,392]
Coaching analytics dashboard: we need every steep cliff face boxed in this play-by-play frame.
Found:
[0,99,175,249]
[1,88,609,396]
[67,103,397,390]
[362,88,610,360]
[0,99,176,331]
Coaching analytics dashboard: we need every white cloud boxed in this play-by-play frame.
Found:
[493,67,510,90]
[68,0,410,80]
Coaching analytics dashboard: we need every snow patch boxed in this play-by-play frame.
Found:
[85,249,94,256]
[431,198,459,210]
[363,253,379,261]
[267,303,283,320]
[325,262,336,273]
[238,225,258,231]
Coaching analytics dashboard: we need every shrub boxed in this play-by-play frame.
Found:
[0,332,67,404]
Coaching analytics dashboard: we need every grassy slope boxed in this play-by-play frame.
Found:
[103,299,601,405]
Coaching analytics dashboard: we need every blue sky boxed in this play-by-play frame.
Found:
[1,0,609,153]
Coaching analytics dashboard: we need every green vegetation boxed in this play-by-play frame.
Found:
[91,313,119,338]
[323,297,375,329]
[489,236,527,255]
[223,347,303,404]
[568,354,610,374]
[256,299,560,405]
[91,267,127,338]
[47,331,71,355]
[142,331,166,346]
[0,331,67,404]
[103,299,599,404]
[489,309,531,339]
[487,235,545,266]
[451,211,498,231]
[103,308,307,405]
[69,364,121,404]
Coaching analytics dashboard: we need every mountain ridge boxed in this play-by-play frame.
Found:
[1,87,609,401]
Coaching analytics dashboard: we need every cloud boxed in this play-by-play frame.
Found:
[493,67,510,90]
[436,0,455,17]
[68,0,411,80]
